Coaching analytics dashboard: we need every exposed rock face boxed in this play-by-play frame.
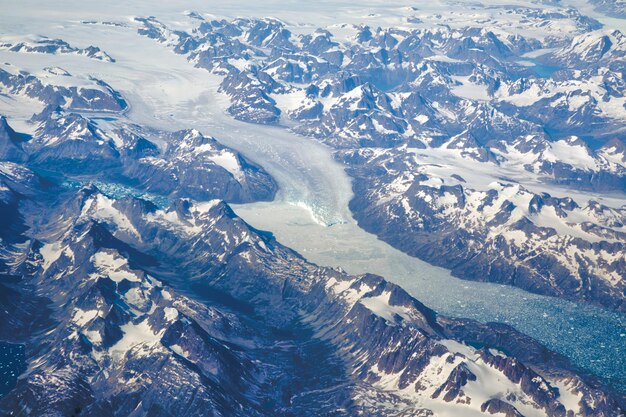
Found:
[0,108,277,204]
[27,110,122,174]
[135,15,626,172]
[219,70,282,125]
[134,13,626,311]
[589,0,626,19]
[546,29,626,68]
[0,116,27,162]
[0,4,625,415]
[0,163,621,416]
[0,68,126,112]
[481,398,524,417]
[345,146,626,311]
[431,363,477,402]
[0,38,115,62]
[118,128,277,203]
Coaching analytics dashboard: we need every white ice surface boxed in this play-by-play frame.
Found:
[92,251,142,283]
[208,151,244,181]
[39,242,63,271]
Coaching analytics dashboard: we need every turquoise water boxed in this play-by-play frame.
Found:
[62,180,170,209]
[513,61,562,79]
[531,63,562,78]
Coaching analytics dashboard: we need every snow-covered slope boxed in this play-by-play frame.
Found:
[0,166,620,416]
[344,145,626,310]
[130,9,625,310]
[0,0,624,414]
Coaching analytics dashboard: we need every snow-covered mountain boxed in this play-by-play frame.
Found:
[0,37,115,62]
[0,0,624,415]
[131,10,626,311]
[344,145,625,310]
[0,66,126,113]
[0,104,276,203]
[0,162,621,416]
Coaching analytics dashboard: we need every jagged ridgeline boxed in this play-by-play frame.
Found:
[0,1,625,416]
[133,12,626,312]
[0,161,622,416]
